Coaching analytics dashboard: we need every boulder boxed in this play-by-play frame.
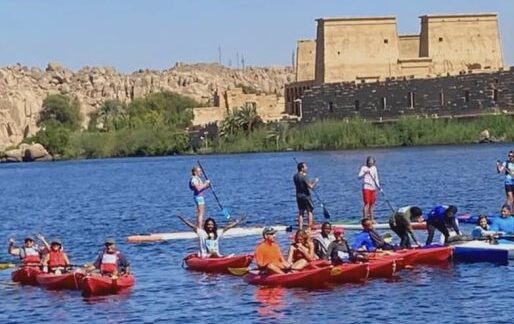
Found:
[23,143,51,162]
[4,148,23,162]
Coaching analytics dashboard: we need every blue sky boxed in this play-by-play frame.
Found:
[0,0,512,72]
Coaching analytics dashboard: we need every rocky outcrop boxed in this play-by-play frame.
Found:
[2,143,52,162]
[0,62,294,149]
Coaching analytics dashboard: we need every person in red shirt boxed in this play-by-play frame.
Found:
[255,228,291,274]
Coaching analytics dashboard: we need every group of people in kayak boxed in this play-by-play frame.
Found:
[7,236,130,276]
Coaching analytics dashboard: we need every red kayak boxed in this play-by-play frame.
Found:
[11,267,41,286]
[368,258,396,278]
[329,262,369,284]
[81,274,135,296]
[244,266,332,288]
[184,254,253,273]
[411,246,453,264]
[37,271,85,290]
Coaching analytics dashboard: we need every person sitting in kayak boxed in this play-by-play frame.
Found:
[326,228,360,265]
[7,236,44,267]
[177,214,245,258]
[471,215,501,239]
[353,218,393,252]
[255,227,291,275]
[490,205,514,234]
[37,235,71,274]
[425,205,460,245]
[92,239,130,276]
[190,165,211,227]
[287,229,315,271]
[313,222,334,259]
[388,206,423,248]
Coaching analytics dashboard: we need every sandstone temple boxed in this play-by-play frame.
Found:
[286,13,514,122]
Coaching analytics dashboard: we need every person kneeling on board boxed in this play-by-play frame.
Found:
[353,218,393,252]
[388,206,423,248]
[255,227,292,275]
[287,229,316,271]
[313,222,335,259]
[425,205,460,245]
[177,214,245,258]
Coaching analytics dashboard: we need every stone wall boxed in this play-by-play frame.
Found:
[296,40,316,82]
[0,62,293,149]
[299,69,514,123]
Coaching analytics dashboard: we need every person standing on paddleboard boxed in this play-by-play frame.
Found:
[358,156,380,221]
[293,162,319,230]
[496,151,514,210]
[190,166,211,227]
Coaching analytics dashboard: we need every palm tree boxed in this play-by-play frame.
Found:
[97,100,127,131]
[219,108,240,138]
[236,103,262,133]
[266,121,289,150]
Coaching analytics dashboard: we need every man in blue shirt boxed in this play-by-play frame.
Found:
[425,205,460,245]
[490,205,514,234]
[353,218,393,251]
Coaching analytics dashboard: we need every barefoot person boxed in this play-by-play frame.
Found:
[358,156,380,221]
[255,227,291,274]
[287,229,315,271]
[293,162,319,229]
[177,214,245,257]
[189,165,211,227]
[496,151,514,209]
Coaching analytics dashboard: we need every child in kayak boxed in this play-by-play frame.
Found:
[36,234,71,275]
[189,166,211,227]
[255,227,291,274]
[327,228,355,265]
[177,214,245,258]
[287,229,315,271]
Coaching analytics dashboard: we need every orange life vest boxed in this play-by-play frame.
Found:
[100,252,119,274]
[21,247,41,264]
[48,250,67,268]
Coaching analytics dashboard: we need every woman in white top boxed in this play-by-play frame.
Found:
[358,156,380,222]
[177,214,245,257]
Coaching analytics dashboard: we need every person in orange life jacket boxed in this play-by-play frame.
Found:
[287,229,316,271]
[93,239,130,276]
[36,235,70,274]
[7,236,43,266]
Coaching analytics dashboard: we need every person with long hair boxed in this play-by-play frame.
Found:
[287,229,315,271]
[471,215,499,239]
[189,165,211,227]
[177,214,245,257]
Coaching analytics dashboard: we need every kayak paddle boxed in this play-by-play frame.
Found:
[368,172,396,213]
[228,267,251,276]
[197,160,231,219]
[0,263,15,271]
[293,158,331,219]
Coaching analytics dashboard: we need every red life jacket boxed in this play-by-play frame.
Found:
[22,247,41,264]
[48,250,67,268]
[100,251,119,274]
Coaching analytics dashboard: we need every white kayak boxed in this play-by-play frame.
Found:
[127,222,426,243]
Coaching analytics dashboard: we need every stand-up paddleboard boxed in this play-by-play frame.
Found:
[127,222,427,243]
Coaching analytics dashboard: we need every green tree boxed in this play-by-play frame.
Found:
[266,121,289,150]
[89,99,128,131]
[219,108,240,138]
[25,120,71,156]
[236,103,262,133]
[38,94,83,131]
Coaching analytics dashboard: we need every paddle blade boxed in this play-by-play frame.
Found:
[0,263,15,271]
[228,267,249,276]
[322,207,331,219]
[330,267,342,276]
[222,208,231,220]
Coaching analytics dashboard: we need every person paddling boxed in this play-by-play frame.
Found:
[177,214,245,258]
[358,156,380,222]
[313,222,335,259]
[255,227,291,275]
[37,234,71,274]
[353,218,393,251]
[496,151,514,210]
[91,239,130,276]
[287,229,316,271]
[7,236,44,267]
[293,162,319,229]
[425,205,460,245]
[388,206,423,248]
[490,204,514,234]
[190,165,211,227]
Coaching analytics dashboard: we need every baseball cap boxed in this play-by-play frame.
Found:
[24,236,35,242]
[262,227,277,237]
[333,228,344,236]
[105,238,116,245]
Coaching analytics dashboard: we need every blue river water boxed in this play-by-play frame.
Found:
[1,143,513,323]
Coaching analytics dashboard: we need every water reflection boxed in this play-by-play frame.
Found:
[255,287,286,320]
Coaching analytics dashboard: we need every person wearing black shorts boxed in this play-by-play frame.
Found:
[497,151,514,209]
[293,162,318,229]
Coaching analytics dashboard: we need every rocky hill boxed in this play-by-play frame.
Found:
[0,62,294,149]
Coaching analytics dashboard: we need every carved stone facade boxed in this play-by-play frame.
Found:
[286,13,506,117]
